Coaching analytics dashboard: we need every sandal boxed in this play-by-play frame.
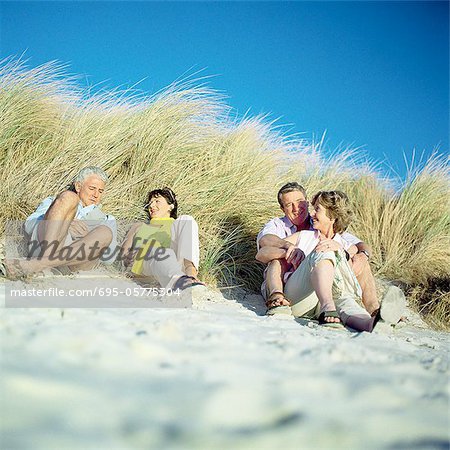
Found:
[318,310,343,328]
[265,291,292,316]
[172,275,206,291]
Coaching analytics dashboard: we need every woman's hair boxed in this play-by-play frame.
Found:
[311,190,354,234]
[145,187,178,219]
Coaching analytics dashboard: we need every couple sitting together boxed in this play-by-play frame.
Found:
[5,166,202,292]
[256,182,400,332]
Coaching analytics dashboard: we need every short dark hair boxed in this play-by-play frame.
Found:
[277,182,307,206]
[145,187,178,219]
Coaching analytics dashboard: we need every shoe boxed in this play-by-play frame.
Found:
[318,310,344,329]
[372,285,406,327]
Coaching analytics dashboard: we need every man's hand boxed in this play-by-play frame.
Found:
[69,219,89,240]
[315,239,342,253]
[350,252,369,277]
[285,245,305,270]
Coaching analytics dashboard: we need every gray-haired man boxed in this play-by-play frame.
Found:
[5,166,117,277]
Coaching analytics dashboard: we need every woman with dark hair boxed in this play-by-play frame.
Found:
[257,190,385,331]
[121,187,203,290]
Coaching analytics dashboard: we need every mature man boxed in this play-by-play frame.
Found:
[257,182,379,316]
[5,166,117,277]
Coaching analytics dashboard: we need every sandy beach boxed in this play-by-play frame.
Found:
[1,274,449,450]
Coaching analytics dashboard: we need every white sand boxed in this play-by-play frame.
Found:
[1,275,449,450]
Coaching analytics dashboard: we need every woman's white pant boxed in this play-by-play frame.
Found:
[284,250,370,320]
[141,215,199,288]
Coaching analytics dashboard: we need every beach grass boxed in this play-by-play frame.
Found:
[1,58,448,329]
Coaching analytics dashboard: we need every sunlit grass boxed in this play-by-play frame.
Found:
[1,58,448,329]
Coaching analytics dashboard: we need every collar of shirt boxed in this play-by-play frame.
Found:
[281,216,297,233]
[281,215,315,233]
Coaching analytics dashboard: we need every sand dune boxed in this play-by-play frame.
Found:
[1,276,448,449]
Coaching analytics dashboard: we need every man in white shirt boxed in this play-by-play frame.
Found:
[5,166,117,277]
[257,182,378,315]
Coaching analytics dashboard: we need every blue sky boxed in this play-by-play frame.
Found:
[1,1,448,178]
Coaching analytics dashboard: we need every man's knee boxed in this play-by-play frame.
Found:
[267,259,286,275]
[268,259,282,269]
[52,190,79,212]
[93,225,113,247]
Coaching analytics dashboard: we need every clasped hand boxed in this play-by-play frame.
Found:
[315,238,342,253]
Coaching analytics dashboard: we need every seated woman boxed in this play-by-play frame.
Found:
[121,187,203,290]
[257,190,379,331]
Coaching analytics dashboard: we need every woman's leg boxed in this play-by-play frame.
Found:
[183,259,198,279]
[171,215,200,274]
[351,257,380,315]
[332,254,376,331]
[285,252,335,319]
[310,259,340,324]
[337,297,375,332]
[141,248,185,288]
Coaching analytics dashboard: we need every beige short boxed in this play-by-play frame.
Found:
[284,250,367,319]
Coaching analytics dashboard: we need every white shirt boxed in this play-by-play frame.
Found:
[294,230,355,257]
[257,215,361,250]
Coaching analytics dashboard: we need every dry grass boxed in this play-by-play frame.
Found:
[1,58,448,329]
[408,279,450,331]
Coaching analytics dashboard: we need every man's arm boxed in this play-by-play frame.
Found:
[256,233,304,267]
[258,232,299,250]
[255,245,287,264]
[351,242,372,276]
[258,233,290,250]
[341,232,371,260]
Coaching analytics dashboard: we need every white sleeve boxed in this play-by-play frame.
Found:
[24,197,54,235]
[341,231,361,246]
[296,231,318,257]
[25,197,54,222]
[256,219,279,250]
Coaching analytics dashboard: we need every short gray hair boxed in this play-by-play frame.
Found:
[74,166,109,184]
[67,166,109,192]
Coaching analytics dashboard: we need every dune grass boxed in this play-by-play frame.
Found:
[1,58,448,329]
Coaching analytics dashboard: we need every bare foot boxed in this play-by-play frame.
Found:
[4,258,48,279]
[4,259,29,280]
